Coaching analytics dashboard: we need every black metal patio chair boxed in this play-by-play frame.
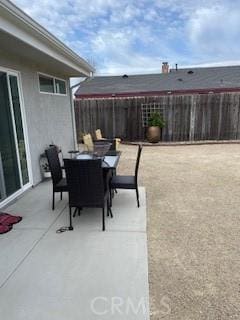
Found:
[64,158,112,231]
[110,144,142,207]
[45,146,68,210]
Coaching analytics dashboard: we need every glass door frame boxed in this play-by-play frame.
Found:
[0,66,33,207]
[0,152,7,200]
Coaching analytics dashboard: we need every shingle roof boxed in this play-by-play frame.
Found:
[75,65,240,98]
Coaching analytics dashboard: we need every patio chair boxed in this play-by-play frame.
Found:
[45,146,68,210]
[64,158,112,231]
[110,144,142,207]
[95,129,121,150]
[83,133,116,151]
[83,133,94,152]
[95,129,106,140]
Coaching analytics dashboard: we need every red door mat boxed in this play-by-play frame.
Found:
[0,213,22,234]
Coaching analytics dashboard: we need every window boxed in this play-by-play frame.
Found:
[39,74,66,95]
[39,75,54,93]
[55,79,66,94]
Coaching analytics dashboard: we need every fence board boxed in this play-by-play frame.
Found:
[74,92,240,142]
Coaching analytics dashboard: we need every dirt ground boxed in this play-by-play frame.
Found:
[118,143,240,320]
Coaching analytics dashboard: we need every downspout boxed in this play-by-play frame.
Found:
[69,80,85,150]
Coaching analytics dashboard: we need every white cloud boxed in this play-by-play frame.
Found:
[184,60,240,68]
[188,5,240,59]
[12,0,240,75]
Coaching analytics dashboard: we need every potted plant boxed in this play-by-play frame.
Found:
[41,162,51,178]
[39,153,51,179]
[146,112,165,143]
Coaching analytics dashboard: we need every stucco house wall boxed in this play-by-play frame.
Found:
[0,0,93,207]
[0,49,74,185]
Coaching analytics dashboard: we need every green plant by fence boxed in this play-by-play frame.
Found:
[74,92,240,142]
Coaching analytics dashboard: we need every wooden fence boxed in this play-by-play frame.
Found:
[74,92,240,142]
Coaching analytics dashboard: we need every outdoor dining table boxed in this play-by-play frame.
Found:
[75,150,121,170]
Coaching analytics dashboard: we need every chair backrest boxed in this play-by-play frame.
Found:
[93,143,112,156]
[83,134,94,151]
[110,139,116,151]
[64,158,105,208]
[135,145,142,183]
[45,146,62,185]
[95,129,121,150]
[95,129,103,140]
[115,138,121,151]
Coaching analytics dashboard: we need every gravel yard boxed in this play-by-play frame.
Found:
[118,143,240,320]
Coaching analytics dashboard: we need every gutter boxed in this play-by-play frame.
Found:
[75,87,240,99]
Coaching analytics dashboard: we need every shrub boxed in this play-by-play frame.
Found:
[148,112,165,128]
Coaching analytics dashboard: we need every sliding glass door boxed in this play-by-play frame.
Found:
[0,70,29,202]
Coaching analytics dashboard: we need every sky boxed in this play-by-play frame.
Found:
[12,0,240,75]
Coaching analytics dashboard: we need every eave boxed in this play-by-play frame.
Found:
[0,0,94,77]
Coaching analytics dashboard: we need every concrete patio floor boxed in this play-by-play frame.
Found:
[0,181,149,320]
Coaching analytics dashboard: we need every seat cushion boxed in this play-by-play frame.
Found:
[110,175,135,189]
[55,178,68,191]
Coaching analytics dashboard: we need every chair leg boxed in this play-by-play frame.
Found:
[109,207,113,218]
[107,198,109,217]
[69,207,73,230]
[73,207,78,217]
[52,191,55,210]
[73,207,81,217]
[60,192,63,200]
[107,199,113,218]
[109,189,113,207]
[102,206,105,231]
[136,187,140,208]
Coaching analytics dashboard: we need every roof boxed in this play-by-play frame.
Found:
[75,65,240,98]
[0,0,94,77]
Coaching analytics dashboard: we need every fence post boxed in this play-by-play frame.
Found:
[112,98,116,137]
[217,94,224,139]
[189,95,196,141]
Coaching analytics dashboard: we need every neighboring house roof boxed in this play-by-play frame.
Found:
[0,0,94,76]
[75,66,240,98]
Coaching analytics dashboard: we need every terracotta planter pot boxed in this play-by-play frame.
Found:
[146,126,161,143]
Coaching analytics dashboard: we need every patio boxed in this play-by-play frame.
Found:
[2,142,240,319]
[0,179,149,320]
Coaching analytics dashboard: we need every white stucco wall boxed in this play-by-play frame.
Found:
[0,49,75,185]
